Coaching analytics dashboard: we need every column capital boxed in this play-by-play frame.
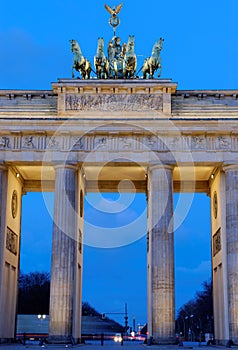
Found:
[148,163,174,173]
[222,164,238,172]
[0,162,7,171]
[54,162,79,171]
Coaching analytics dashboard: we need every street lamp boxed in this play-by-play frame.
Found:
[184,316,188,340]
[37,314,46,335]
[37,314,46,320]
[190,315,194,341]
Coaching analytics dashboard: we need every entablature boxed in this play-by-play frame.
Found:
[0,127,238,155]
[0,82,237,120]
[52,78,177,117]
[172,89,238,118]
[0,89,57,118]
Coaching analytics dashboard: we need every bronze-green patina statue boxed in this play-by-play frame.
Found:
[107,35,125,78]
[142,37,164,79]
[123,35,137,79]
[94,37,109,79]
[69,4,164,80]
[69,39,91,79]
[104,3,123,37]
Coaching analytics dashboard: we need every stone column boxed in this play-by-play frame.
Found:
[49,164,78,343]
[223,165,238,343]
[147,164,175,344]
[0,165,5,340]
[0,165,4,246]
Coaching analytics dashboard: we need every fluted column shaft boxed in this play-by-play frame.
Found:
[0,164,6,242]
[0,166,4,336]
[147,164,175,344]
[49,164,77,342]
[224,165,238,342]
[0,165,8,340]
[0,166,2,230]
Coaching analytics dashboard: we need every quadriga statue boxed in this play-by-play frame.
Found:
[142,37,164,79]
[69,39,92,79]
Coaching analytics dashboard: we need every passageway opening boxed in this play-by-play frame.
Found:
[83,192,147,333]
[174,193,212,340]
[17,192,54,335]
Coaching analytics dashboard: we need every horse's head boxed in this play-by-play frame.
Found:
[128,35,135,43]
[69,39,82,55]
[152,37,164,54]
[127,35,135,50]
[158,37,164,49]
[125,35,135,58]
[96,37,105,56]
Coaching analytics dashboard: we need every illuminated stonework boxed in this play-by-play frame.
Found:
[0,79,238,344]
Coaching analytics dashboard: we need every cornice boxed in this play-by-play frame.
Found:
[52,78,178,94]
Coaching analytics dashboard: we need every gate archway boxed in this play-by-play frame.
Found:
[0,80,238,344]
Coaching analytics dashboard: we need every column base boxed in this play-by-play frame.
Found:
[0,338,16,344]
[216,339,237,347]
[48,335,73,344]
[150,336,177,345]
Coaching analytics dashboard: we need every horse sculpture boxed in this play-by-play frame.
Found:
[123,35,137,79]
[69,39,92,79]
[94,37,109,79]
[142,37,164,79]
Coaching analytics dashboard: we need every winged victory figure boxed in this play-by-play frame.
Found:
[104,3,123,17]
[104,3,123,36]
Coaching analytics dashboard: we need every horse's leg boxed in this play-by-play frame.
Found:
[87,67,91,79]
[72,67,75,78]
[96,62,101,79]
[142,60,148,79]
[105,65,109,79]
[157,63,162,77]
[81,69,85,79]
[87,62,91,79]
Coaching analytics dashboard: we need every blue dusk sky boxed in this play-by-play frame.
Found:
[1,0,238,328]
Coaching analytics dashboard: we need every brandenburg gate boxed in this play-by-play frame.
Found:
[0,4,238,345]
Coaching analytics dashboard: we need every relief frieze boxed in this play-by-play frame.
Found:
[0,136,11,149]
[65,94,163,112]
[118,137,133,150]
[6,227,18,255]
[191,136,206,149]
[72,136,86,150]
[46,136,61,150]
[22,136,35,149]
[94,136,109,149]
[217,136,231,149]
[213,228,221,256]
[0,133,237,153]
[170,136,181,150]
[143,136,158,150]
